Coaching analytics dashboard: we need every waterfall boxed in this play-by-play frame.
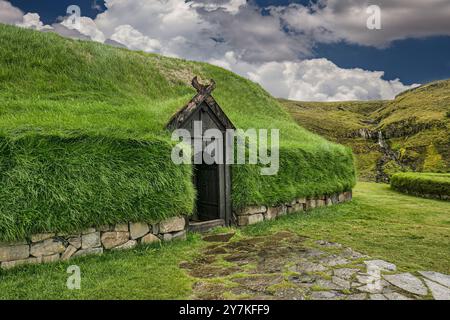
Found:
[378,131,388,149]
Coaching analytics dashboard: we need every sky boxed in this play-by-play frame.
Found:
[1,0,450,101]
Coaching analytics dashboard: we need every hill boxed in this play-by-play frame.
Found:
[280,80,450,181]
[0,24,355,241]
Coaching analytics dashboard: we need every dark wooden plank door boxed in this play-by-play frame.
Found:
[195,163,220,221]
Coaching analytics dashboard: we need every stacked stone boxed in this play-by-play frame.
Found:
[1,191,354,269]
[0,216,186,270]
[235,191,352,226]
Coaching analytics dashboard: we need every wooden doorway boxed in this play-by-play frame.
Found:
[194,163,220,221]
[166,77,235,228]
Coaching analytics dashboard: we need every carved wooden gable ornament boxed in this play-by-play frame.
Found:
[166,77,235,131]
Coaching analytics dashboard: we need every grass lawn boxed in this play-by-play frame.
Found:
[245,182,450,273]
[0,182,448,300]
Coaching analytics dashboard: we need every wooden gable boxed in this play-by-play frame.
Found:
[166,77,235,131]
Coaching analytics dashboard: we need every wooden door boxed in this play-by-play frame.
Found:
[195,163,220,221]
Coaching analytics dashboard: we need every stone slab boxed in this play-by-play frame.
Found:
[384,273,428,296]
[172,230,187,241]
[129,222,149,240]
[42,253,60,263]
[419,271,450,288]
[333,268,359,280]
[30,239,65,257]
[31,233,55,243]
[237,214,264,226]
[81,232,101,249]
[101,231,130,249]
[364,259,397,272]
[61,245,78,261]
[159,217,186,233]
[141,233,161,245]
[68,236,82,249]
[0,244,30,262]
[332,276,351,289]
[423,278,450,300]
[235,206,267,216]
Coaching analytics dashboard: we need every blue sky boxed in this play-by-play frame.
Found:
[9,0,105,22]
[3,0,450,101]
[314,37,450,85]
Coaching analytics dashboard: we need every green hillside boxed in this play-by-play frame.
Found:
[281,80,450,181]
[0,24,355,241]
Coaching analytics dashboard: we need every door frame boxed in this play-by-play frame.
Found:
[189,106,232,226]
[166,79,235,227]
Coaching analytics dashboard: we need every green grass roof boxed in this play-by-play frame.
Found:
[0,24,355,240]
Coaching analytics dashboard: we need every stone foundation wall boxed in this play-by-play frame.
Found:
[234,191,352,226]
[0,216,187,270]
[1,191,353,269]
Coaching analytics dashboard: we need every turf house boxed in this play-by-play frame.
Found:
[0,24,356,268]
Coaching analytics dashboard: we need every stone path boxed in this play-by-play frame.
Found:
[180,231,450,300]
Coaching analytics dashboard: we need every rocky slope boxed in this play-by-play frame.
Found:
[280,80,450,181]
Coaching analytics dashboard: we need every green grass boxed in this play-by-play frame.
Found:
[0,182,448,299]
[391,172,450,198]
[0,237,204,299]
[0,24,355,241]
[0,137,195,240]
[278,99,385,139]
[377,80,450,132]
[280,81,450,180]
[244,182,450,273]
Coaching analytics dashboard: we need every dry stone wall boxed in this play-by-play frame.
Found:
[234,191,352,226]
[1,191,353,269]
[0,216,186,270]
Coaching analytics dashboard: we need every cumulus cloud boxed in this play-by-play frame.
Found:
[95,0,219,61]
[94,0,312,63]
[0,0,23,24]
[16,13,52,31]
[209,54,418,101]
[60,16,105,43]
[110,25,161,53]
[96,0,296,64]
